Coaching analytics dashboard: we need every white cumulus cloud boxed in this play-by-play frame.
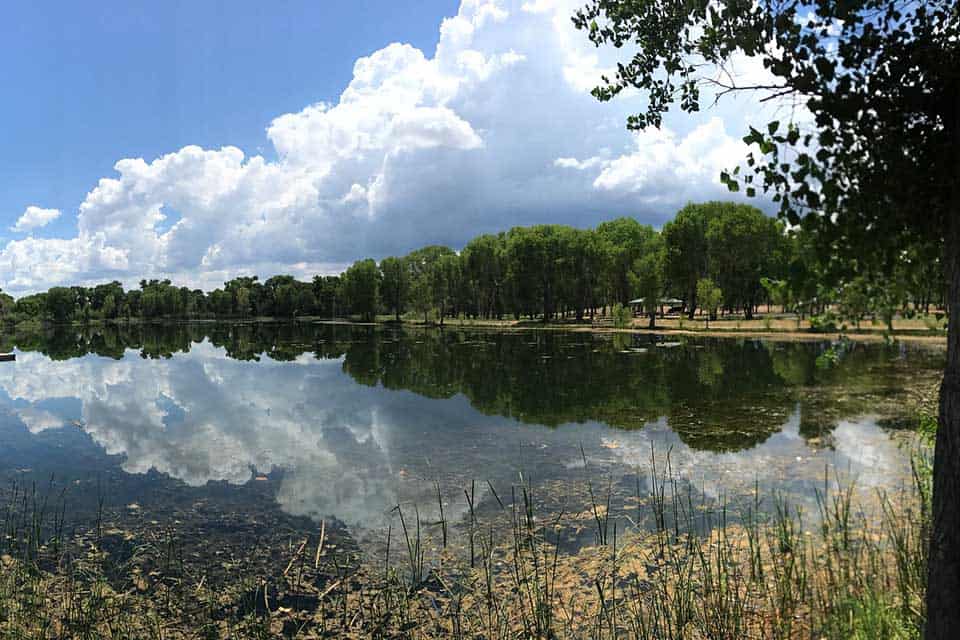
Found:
[12,206,61,233]
[3,0,791,294]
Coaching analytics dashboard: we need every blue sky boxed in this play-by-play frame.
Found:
[1,0,458,240]
[0,0,771,293]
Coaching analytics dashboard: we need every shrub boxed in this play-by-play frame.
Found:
[923,314,946,332]
[809,311,839,333]
[611,303,632,329]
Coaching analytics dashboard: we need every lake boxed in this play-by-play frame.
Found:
[0,322,943,565]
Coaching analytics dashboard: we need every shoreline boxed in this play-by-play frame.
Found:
[12,315,949,347]
[361,317,950,346]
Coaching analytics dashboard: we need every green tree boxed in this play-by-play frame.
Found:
[430,253,462,326]
[379,256,408,322]
[45,287,76,323]
[901,242,946,315]
[90,281,124,318]
[295,284,316,317]
[313,275,342,318]
[705,204,783,319]
[225,276,259,317]
[102,293,117,319]
[208,289,231,316]
[408,270,433,323]
[15,294,46,320]
[504,226,545,320]
[405,245,456,323]
[873,277,905,334]
[574,1,959,631]
[629,233,665,329]
[696,278,722,329]
[565,228,606,321]
[505,225,566,321]
[342,259,381,322]
[0,291,15,320]
[274,284,297,318]
[463,234,506,320]
[662,203,717,318]
[123,289,141,317]
[760,278,791,314]
[235,287,251,318]
[838,276,870,330]
[596,217,654,306]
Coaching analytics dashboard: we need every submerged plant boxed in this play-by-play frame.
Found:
[0,425,934,640]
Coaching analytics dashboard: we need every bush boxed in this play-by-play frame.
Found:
[611,303,632,329]
[923,314,946,332]
[809,311,839,333]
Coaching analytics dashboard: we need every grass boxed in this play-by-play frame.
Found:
[0,430,933,639]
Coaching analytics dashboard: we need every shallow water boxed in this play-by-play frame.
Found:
[0,322,943,549]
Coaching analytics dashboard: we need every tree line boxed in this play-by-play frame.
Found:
[0,201,945,329]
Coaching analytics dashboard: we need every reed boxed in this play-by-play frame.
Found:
[0,430,934,639]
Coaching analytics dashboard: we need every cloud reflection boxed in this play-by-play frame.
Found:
[0,343,911,529]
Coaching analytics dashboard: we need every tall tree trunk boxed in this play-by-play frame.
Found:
[927,189,960,639]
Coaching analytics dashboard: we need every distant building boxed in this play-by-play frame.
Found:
[628,297,684,316]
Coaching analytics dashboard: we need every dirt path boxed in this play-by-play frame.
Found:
[380,317,948,346]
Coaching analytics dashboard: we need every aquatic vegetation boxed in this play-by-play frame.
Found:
[0,433,932,639]
[815,338,854,371]
[815,348,840,370]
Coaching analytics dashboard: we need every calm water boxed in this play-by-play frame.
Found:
[0,322,944,551]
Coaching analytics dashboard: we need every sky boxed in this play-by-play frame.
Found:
[0,0,780,295]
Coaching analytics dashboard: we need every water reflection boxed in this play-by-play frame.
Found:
[0,323,942,532]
